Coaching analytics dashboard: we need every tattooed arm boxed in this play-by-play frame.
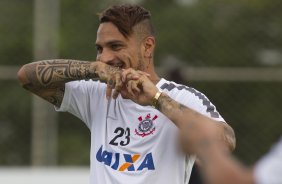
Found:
[17,59,121,107]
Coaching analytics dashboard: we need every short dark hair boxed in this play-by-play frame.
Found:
[98,5,154,38]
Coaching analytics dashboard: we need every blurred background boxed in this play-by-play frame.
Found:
[0,0,282,183]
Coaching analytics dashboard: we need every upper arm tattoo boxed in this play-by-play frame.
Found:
[43,86,65,107]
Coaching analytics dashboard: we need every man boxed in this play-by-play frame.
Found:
[17,4,235,184]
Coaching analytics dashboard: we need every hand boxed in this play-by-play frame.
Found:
[105,67,151,101]
[94,62,123,99]
[121,69,158,106]
[94,62,151,100]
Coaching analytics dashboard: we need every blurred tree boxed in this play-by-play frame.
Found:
[146,0,282,67]
[0,0,33,65]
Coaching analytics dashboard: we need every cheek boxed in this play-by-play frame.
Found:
[116,51,130,62]
[118,51,136,66]
[116,47,142,69]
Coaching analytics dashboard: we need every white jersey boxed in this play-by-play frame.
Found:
[56,78,225,184]
[254,137,282,184]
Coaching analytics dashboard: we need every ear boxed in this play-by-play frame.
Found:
[143,36,155,58]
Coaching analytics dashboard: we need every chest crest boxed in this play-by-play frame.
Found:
[135,113,158,137]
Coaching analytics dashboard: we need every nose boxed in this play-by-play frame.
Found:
[96,49,115,64]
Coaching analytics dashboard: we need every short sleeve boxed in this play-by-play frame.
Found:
[157,79,225,122]
[55,80,106,128]
[182,91,225,122]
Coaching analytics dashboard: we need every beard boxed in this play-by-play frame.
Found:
[136,53,145,71]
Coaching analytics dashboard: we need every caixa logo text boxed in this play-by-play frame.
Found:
[96,146,155,171]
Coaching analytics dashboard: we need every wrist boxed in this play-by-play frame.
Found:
[151,90,163,109]
[85,62,97,79]
[91,61,105,80]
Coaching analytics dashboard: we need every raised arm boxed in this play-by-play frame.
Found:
[17,59,122,107]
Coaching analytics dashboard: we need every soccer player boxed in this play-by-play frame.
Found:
[17,4,235,184]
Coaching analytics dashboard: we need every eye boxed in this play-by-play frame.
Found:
[111,44,122,51]
[96,45,103,54]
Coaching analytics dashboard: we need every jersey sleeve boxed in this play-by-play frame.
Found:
[55,80,106,128]
[158,79,225,122]
[167,87,225,122]
[181,89,225,122]
[254,137,282,184]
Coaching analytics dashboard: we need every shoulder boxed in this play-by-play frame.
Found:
[158,78,223,120]
[158,78,202,98]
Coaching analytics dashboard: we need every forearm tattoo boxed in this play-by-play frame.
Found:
[23,59,98,106]
[35,60,98,86]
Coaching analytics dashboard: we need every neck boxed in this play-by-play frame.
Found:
[146,69,160,85]
[143,58,160,84]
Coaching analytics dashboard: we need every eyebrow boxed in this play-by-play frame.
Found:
[95,40,125,47]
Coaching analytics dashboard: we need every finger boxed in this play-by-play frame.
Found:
[126,81,135,97]
[130,79,140,94]
[113,73,122,99]
[120,85,130,99]
[137,70,151,77]
[125,73,139,82]
[106,79,114,100]
[122,68,139,82]
[122,68,132,82]
[106,84,112,100]
[125,70,150,82]
[112,90,119,99]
